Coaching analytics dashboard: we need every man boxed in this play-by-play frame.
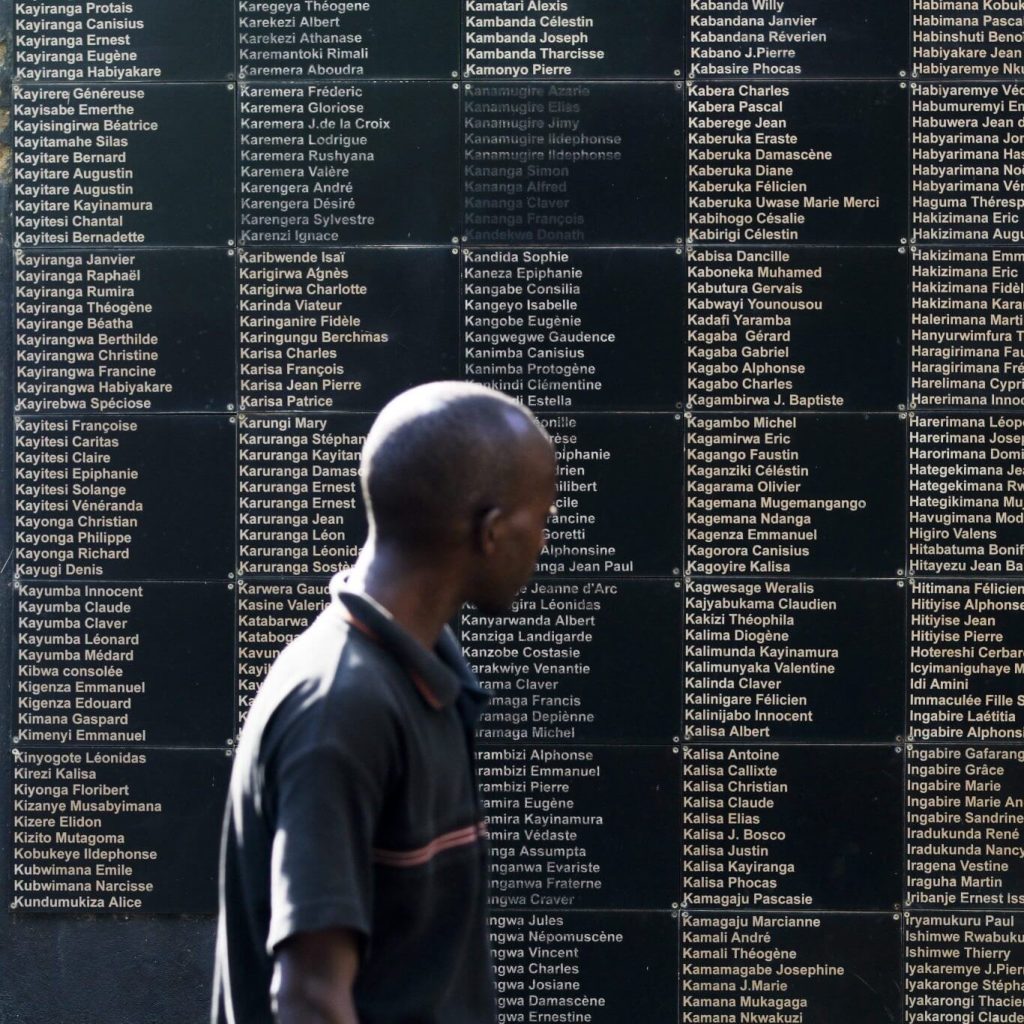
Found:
[213,381,557,1024]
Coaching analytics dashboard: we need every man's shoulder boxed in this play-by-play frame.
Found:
[240,610,407,764]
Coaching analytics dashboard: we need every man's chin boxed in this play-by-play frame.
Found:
[471,597,512,617]
[470,584,528,617]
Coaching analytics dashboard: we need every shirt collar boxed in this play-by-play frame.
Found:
[329,573,489,720]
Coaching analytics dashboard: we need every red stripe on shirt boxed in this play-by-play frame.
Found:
[374,822,488,868]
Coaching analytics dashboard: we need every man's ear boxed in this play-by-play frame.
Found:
[475,506,503,555]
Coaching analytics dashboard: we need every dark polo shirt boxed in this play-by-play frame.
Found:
[213,577,494,1024]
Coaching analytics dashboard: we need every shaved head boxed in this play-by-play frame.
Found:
[361,382,554,556]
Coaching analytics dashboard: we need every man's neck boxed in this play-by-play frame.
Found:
[345,541,464,651]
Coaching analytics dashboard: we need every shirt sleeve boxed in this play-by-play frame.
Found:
[265,738,387,955]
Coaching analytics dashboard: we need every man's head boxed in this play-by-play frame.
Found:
[360,382,557,611]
